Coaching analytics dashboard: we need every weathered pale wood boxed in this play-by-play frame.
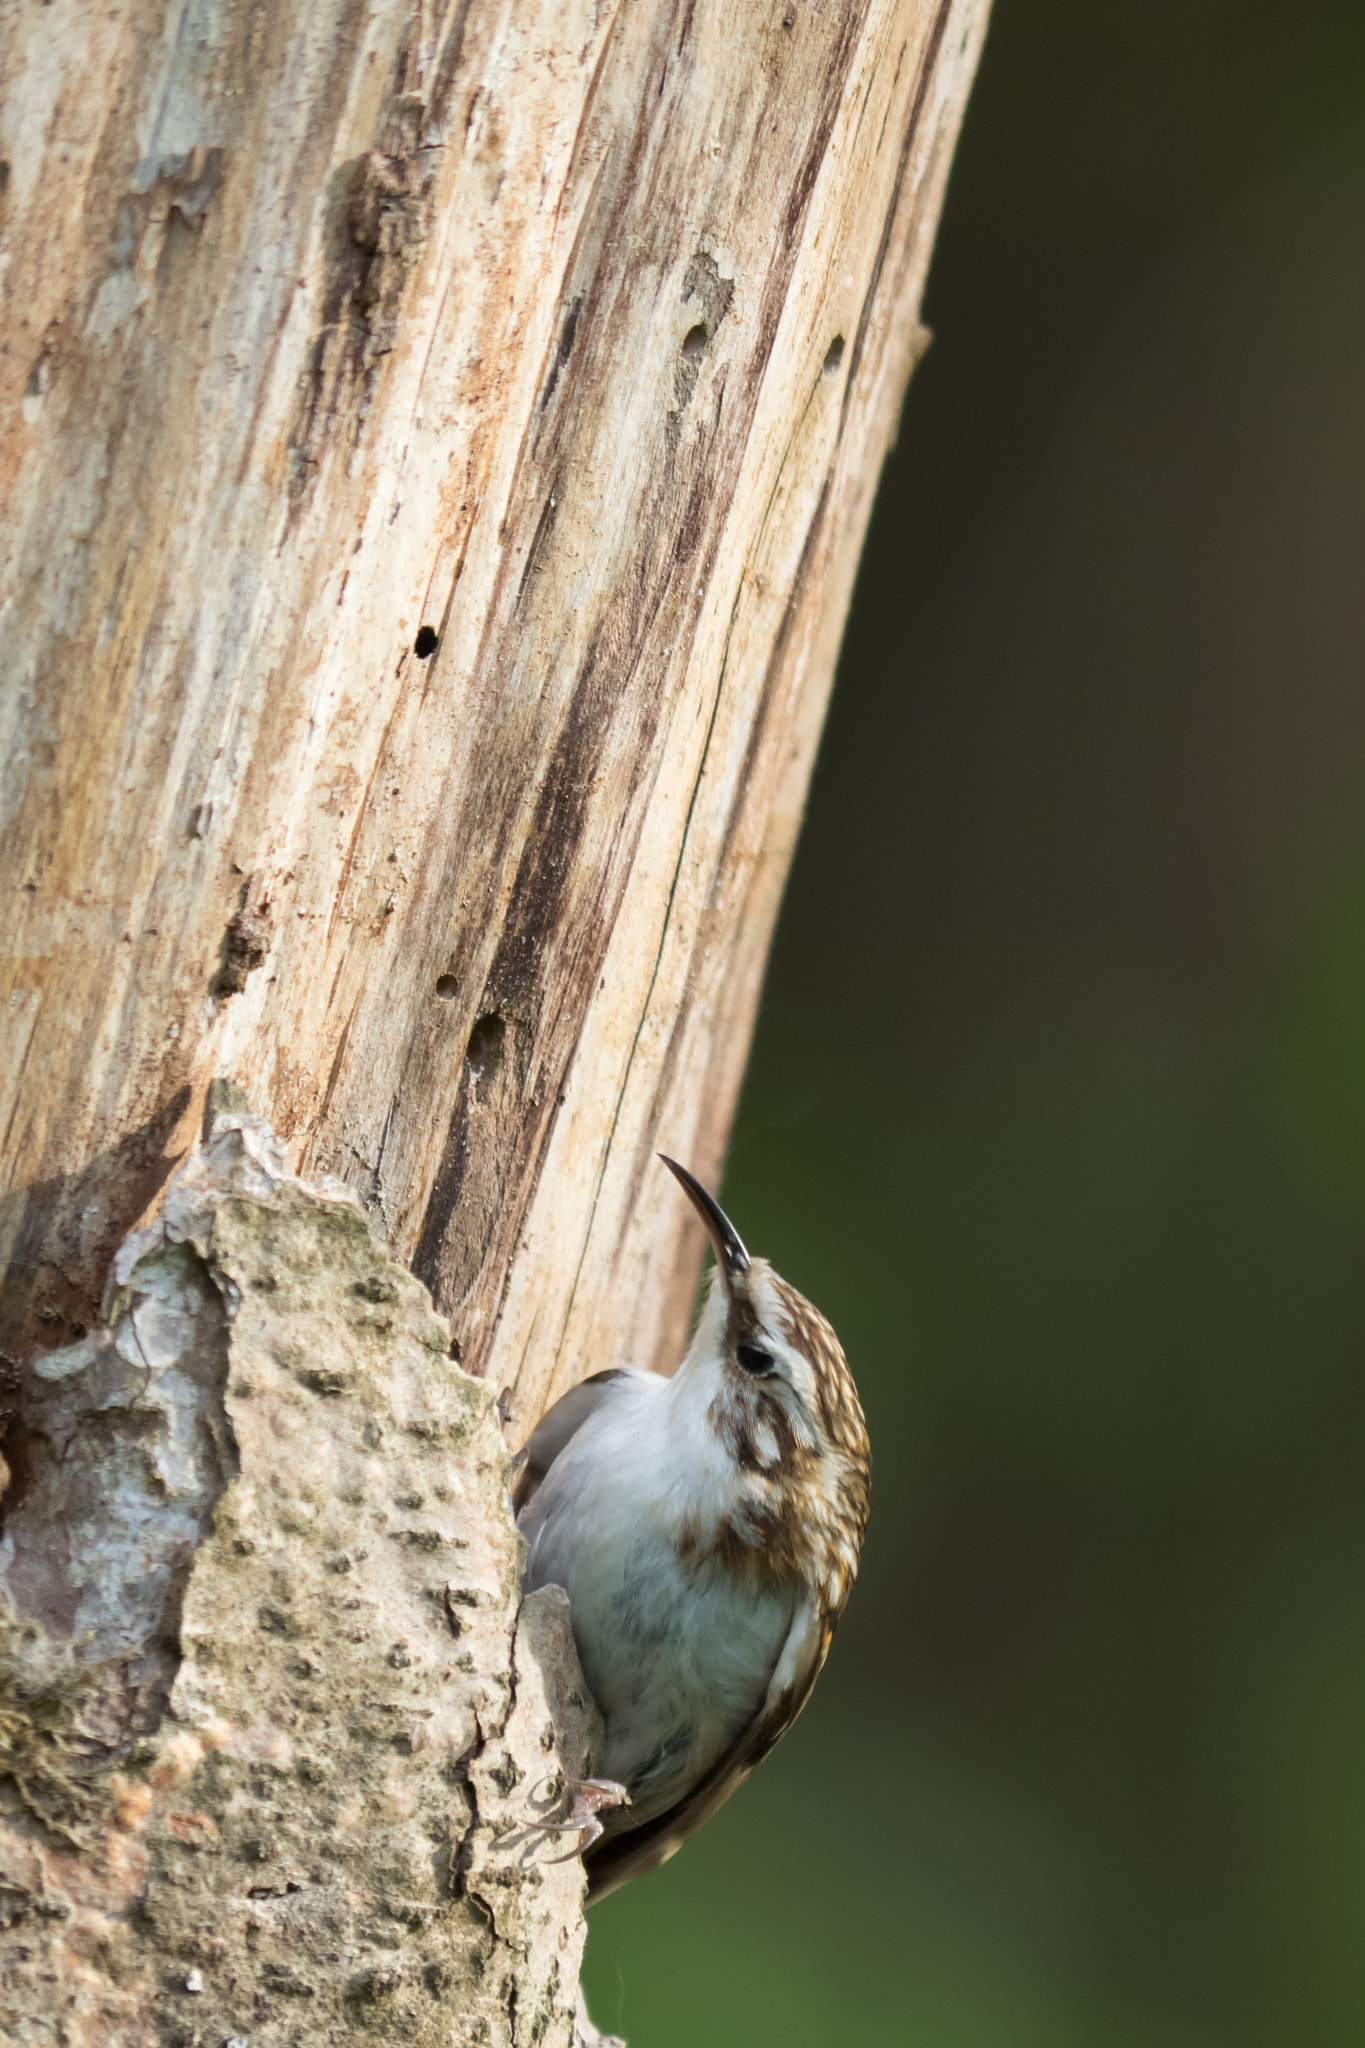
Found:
[0,0,988,1434]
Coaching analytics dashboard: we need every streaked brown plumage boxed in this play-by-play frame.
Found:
[514,1158,870,1901]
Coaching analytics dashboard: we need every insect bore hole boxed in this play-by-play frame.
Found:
[414,625,439,659]
[466,1012,507,1080]
[435,974,458,1000]
[681,323,708,362]
[822,334,845,379]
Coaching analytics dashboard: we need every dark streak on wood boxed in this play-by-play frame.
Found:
[515,475,562,608]
[537,295,583,416]
[427,0,478,134]
[399,0,877,1374]
[412,1008,524,1357]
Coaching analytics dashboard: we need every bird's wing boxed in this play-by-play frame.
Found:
[584,1592,834,1905]
[510,1369,633,1518]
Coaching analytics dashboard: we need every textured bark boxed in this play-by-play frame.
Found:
[0,1114,606,2045]
[0,0,988,2037]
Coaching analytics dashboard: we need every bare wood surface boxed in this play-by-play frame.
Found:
[0,0,988,1435]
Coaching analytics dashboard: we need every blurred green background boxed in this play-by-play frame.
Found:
[584,4,1365,2044]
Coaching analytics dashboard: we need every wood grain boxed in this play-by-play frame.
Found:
[0,0,989,1431]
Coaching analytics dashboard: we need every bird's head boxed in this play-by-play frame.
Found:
[661,1156,870,1605]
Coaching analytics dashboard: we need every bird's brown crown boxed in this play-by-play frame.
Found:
[697,1262,870,1614]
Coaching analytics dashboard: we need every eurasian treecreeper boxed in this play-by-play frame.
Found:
[515,1156,871,1902]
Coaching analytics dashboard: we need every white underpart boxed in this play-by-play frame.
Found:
[519,1291,798,1826]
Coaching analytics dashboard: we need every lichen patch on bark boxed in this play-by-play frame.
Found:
[0,1117,597,2046]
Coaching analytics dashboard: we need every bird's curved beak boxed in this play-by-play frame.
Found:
[659,1155,750,1293]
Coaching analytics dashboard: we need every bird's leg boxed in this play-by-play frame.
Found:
[508,1774,630,1862]
[535,1776,631,1858]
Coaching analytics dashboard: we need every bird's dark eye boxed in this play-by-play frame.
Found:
[736,1343,775,1376]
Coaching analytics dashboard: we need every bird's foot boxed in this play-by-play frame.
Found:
[509,1775,630,1862]
[536,1775,631,1858]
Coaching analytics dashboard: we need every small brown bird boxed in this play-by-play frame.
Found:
[514,1157,870,1902]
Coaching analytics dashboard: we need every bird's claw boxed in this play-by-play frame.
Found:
[514,1776,630,1862]
[541,1776,630,1858]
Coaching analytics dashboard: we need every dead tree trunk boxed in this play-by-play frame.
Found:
[0,0,988,2040]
